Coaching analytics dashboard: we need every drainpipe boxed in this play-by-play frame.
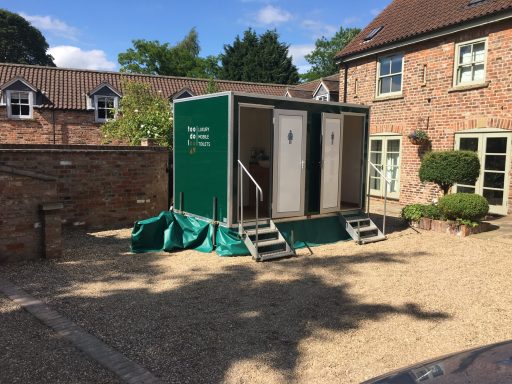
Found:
[52,109,56,144]
[343,62,349,103]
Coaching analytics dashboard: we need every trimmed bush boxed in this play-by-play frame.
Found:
[419,151,480,194]
[438,193,489,221]
[422,204,442,220]
[401,204,425,221]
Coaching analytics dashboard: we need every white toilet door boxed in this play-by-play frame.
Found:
[320,113,343,213]
[272,109,307,218]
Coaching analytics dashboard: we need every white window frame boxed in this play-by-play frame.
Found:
[376,53,404,98]
[94,95,118,123]
[368,134,402,199]
[453,37,488,87]
[6,90,34,119]
[315,94,329,101]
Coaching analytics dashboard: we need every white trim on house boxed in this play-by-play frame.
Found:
[336,10,512,63]
[368,133,402,199]
[88,82,122,98]
[0,77,37,92]
[94,95,118,123]
[312,81,330,101]
[452,36,488,87]
[375,52,404,98]
[172,88,195,100]
[6,90,34,119]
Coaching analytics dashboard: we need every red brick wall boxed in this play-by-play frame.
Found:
[0,108,108,145]
[0,145,170,229]
[0,169,58,263]
[340,21,512,212]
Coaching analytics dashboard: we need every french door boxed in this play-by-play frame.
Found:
[368,136,401,199]
[455,132,511,215]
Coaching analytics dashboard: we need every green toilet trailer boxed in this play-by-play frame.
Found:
[172,91,383,261]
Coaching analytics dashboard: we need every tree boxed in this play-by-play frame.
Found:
[118,28,219,78]
[101,81,172,147]
[419,151,481,195]
[301,27,360,82]
[0,9,55,66]
[220,29,299,84]
[205,77,220,94]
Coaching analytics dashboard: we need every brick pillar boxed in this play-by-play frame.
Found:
[40,202,63,259]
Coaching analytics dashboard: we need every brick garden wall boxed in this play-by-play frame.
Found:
[340,20,512,211]
[0,108,107,145]
[0,145,170,229]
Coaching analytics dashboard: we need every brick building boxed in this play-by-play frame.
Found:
[0,63,287,145]
[336,0,512,215]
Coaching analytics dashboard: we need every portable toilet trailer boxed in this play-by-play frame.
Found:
[173,92,384,261]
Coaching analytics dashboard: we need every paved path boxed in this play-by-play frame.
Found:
[0,278,162,384]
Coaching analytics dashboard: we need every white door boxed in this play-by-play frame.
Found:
[455,132,511,215]
[272,110,307,218]
[320,113,343,213]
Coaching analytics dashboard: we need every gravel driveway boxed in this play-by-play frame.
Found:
[1,218,511,383]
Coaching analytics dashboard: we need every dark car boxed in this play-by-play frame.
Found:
[362,340,512,384]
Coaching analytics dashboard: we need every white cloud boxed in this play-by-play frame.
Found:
[255,5,293,25]
[48,46,116,71]
[288,44,315,74]
[301,20,337,38]
[18,12,78,40]
[341,16,362,27]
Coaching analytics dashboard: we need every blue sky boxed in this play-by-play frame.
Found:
[1,0,391,74]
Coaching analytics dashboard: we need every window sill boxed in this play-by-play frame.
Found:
[372,94,404,102]
[448,81,490,93]
[8,116,34,121]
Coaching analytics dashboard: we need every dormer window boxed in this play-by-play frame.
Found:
[7,90,33,119]
[95,95,117,122]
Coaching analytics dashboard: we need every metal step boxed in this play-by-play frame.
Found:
[240,218,294,261]
[339,212,387,245]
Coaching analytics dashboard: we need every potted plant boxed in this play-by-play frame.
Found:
[408,129,430,145]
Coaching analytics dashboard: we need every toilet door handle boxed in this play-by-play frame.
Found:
[301,160,305,169]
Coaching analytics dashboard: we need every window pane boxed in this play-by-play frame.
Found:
[380,77,391,94]
[371,140,382,152]
[388,179,398,193]
[457,186,475,193]
[20,94,29,104]
[386,165,399,179]
[11,105,20,115]
[483,189,503,206]
[387,139,400,152]
[484,172,504,189]
[105,98,114,108]
[97,99,106,108]
[486,137,507,153]
[370,152,382,165]
[11,94,20,104]
[459,137,478,151]
[20,105,30,116]
[370,177,380,190]
[106,108,115,119]
[459,66,472,83]
[391,75,402,92]
[485,155,506,171]
[391,55,402,74]
[473,64,485,81]
[380,58,391,76]
[459,45,472,64]
[473,42,485,62]
[387,153,400,167]
[98,109,106,119]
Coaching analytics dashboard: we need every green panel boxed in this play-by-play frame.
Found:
[276,216,351,249]
[174,95,230,222]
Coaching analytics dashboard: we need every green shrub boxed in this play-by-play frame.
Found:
[419,151,480,194]
[401,204,425,221]
[422,204,442,220]
[438,193,489,221]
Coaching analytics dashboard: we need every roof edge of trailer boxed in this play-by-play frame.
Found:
[172,90,369,110]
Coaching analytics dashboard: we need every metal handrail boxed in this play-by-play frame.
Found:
[367,161,392,236]
[238,160,263,259]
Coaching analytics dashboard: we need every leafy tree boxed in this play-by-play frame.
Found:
[101,81,172,147]
[419,151,480,195]
[118,28,219,78]
[0,9,55,66]
[220,29,299,84]
[205,77,220,94]
[301,26,360,82]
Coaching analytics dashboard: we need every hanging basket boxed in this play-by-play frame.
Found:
[409,137,428,145]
